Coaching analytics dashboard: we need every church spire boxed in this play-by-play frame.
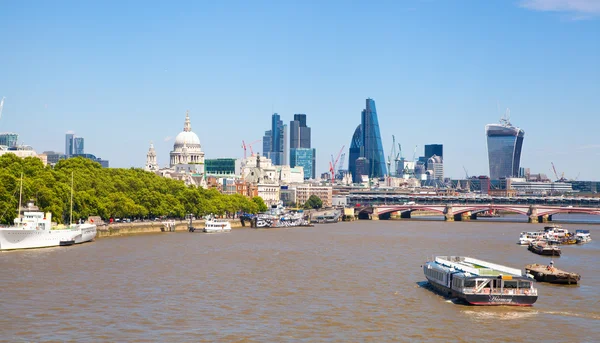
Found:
[183,110,191,132]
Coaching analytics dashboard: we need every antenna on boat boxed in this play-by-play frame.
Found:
[18,172,23,218]
[70,171,74,225]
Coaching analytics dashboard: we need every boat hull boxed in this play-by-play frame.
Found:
[0,229,78,251]
[426,277,537,306]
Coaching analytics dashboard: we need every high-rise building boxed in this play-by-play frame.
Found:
[485,117,524,180]
[65,132,75,157]
[290,148,314,180]
[0,132,18,147]
[361,98,387,179]
[264,113,285,165]
[290,114,315,178]
[424,144,443,169]
[74,137,84,155]
[348,125,362,183]
[262,130,272,159]
[282,124,288,166]
[348,98,386,182]
[426,155,444,180]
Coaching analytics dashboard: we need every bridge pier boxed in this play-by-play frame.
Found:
[444,205,454,222]
[528,205,539,224]
[538,215,549,223]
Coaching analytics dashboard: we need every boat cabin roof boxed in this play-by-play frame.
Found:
[433,256,523,277]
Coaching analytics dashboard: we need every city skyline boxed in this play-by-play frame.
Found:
[1,1,599,180]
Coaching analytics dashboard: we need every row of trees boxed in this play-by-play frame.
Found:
[0,155,268,225]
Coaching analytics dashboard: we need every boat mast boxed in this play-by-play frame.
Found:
[18,172,23,218]
[70,171,74,225]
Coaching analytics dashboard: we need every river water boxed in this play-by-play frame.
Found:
[2,219,599,342]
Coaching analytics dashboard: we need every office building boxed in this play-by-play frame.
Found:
[263,113,285,165]
[65,132,75,157]
[485,117,524,179]
[43,151,66,165]
[74,137,84,155]
[427,155,444,180]
[424,144,443,169]
[348,98,387,182]
[206,158,236,175]
[290,114,315,178]
[348,125,362,183]
[290,148,314,180]
[72,153,109,168]
[0,132,18,148]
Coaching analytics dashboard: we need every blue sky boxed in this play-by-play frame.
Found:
[1,0,599,180]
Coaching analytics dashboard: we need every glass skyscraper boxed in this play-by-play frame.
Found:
[65,132,75,157]
[290,148,314,180]
[263,113,285,165]
[74,137,85,155]
[348,124,362,183]
[290,114,315,178]
[360,98,387,179]
[486,119,525,180]
[0,132,18,147]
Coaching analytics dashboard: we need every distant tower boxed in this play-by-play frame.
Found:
[485,111,524,179]
[145,142,159,171]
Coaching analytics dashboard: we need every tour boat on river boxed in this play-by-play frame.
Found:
[202,219,232,233]
[518,231,544,245]
[575,230,592,244]
[423,256,538,306]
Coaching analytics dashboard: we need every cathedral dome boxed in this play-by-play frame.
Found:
[173,111,201,148]
[174,131,201,147]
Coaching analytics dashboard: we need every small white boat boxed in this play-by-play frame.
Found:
[575,230,592,244]
[518,231,544,245]
[202,219,231,233]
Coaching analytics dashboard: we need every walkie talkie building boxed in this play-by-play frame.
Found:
[485,118,524,180]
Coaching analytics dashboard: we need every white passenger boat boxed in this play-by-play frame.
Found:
[518,231,544,245]
[575,230,592,244]
[0,174,96,251]
[202,219,232,233]
[423,256,538,306]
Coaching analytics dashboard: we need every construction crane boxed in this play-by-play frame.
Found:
[241,139,261,159]
[463,166,469,179]
[338,152,346,173]
[550,162,566,182]
[0,97,5,121]
[412,145,418,162]
[329,145,345,185]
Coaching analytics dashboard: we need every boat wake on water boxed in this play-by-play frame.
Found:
[462,309,600,321]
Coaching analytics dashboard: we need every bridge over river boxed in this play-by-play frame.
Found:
[347,195,600,223]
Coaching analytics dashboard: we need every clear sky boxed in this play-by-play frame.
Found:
[1,0,599,180]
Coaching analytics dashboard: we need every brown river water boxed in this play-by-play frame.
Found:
[2,220,599,342]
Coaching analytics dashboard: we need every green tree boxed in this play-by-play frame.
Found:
[304,195,323,209]
[252,196,268,212]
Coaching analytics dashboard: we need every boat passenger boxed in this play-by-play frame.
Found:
[546,261,555,272]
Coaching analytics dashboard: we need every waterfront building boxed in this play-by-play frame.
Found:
[486,117,524,180]
[293,184,333,208]
[502,178,572,195]
[290,114,315,178]
[145,143,159,172]
[348,98,387,182]
[74,137,84,155]
[65,132,75,157]
[0,132,18,148]
[290,147,314,180]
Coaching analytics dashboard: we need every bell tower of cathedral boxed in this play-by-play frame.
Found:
[145,142,159,172]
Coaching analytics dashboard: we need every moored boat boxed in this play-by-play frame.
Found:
[525,263,581,285]
[517,231,544,245]
[202,219,232,233]
[575,230,592,244]
[528,241,561,256]
[423,256,538,306]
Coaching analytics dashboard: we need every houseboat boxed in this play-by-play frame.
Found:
[423,256,538,306]
[528,241,561,256]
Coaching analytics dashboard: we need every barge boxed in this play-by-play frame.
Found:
[525,263,581,285]
[423,256,538,306]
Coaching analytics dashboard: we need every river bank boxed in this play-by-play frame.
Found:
[96,219,243,237]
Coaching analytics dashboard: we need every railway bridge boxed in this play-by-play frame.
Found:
[360,204,600,223]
